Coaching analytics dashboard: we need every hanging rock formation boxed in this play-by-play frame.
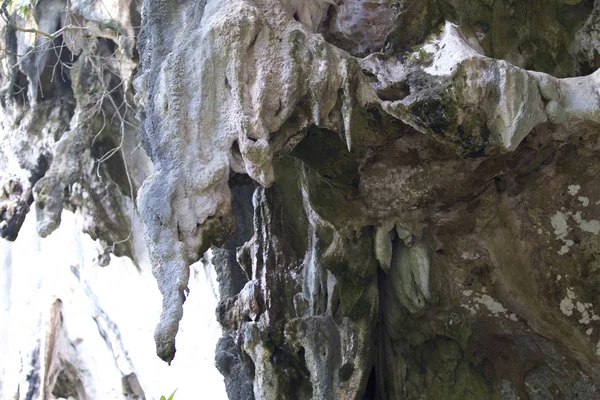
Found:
[4,0,600,399]
[135,0,600,398]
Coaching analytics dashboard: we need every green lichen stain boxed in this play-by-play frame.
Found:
[274,158,309,256]
[290,126,365,230]
[406,47,435,66]
[349,106,405,148]
[405,337,500,400]
[408,90,490,158]
[411,97,458,138]
[292,126,359,190]
[441,0,584,77]
[329,228,378,318]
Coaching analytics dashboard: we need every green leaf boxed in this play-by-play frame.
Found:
[18,4,29,16]
[168,389,177,400]
[160,397,166,400]
[6,0,16,14]
[5,0,38,17]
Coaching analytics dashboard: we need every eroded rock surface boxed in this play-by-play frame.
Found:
[4,0,600,399]
[0,0,148,260]
[135,0,600,398]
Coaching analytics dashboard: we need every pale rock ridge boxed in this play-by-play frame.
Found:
[135,0,365,362]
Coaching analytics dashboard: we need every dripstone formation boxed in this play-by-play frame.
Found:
[4,0,600,398]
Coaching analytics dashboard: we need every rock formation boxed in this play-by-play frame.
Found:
[3,0,600,398]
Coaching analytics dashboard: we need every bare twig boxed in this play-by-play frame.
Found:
[0,0,139,254]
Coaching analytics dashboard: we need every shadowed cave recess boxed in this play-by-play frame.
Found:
[3,0,600,398]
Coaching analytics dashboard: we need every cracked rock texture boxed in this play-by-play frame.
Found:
[5,0,600,399]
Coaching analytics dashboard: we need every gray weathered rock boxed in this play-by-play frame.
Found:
[5,0,600,398]
[134,0,600,398]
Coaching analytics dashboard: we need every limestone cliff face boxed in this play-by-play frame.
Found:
[3,0,600,399]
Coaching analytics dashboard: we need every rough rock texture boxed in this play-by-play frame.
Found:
[0,0,148,261]
[5,0,600,399]
[134,0,600,399]
[0,1,224,398]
